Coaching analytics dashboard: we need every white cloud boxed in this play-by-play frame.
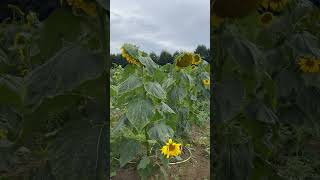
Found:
[110,0,210,54]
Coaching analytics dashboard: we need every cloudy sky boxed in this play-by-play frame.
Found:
[110,0,210,54]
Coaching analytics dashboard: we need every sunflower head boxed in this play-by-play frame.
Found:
[192,54,202,65]
[175,52,194,69]
[161,138,182,158]
[120,43,141,65]
[213,0,259,18]
[297,57,320,73]
[260,0,289,12]
[260,12,274,26]
[202,79,210,85]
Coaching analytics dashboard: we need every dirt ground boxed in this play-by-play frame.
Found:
[111,124,210,180]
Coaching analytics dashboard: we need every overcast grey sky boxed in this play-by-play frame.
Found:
[110,0,210,54]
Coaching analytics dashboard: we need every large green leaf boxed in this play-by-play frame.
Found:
[170,86,186,103]
[214,79,245,122]
[25,45,104,109]
[38,8,82,61]
[245,100,278,124]
[119,139,142,167]
[275,70,302,98]
[138,56,158,75]
[0,75,24,108]
[118,75,142,95]
[126,99,154,131]
[224,36,263,72]
[48,117,107,180]
[144,82,166,100]
[159,102,175,114]
[148,122,174,143]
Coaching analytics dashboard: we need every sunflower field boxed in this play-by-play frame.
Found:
[110,44,210,179]
[212,0,320,179]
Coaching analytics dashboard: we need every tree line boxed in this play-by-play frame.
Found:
[111,45,210,67]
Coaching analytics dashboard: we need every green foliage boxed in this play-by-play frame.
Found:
[212,0,320,179]
[110,43,210,178]
[0,1,108,179]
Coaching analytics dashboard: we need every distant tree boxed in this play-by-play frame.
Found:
[173,51,182,60]
[149,52,159,62]
[194,45,210,63]
[158,51,173,65]
[111,53,128,67]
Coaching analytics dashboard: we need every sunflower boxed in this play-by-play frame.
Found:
[67,0,97,17]
[202,79,210,85]
[192,54,202,65]
[175,52,194,69]
[260,0,289,11]
[260,12,274,26]
[120,45,140,65]
[161,139,182,158]
[297,57,320,73]
[213,0,258,18]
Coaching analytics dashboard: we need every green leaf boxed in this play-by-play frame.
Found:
[119,139,141,167]
[144,82,166,100]
[159,102,175,114]
[118,75,142,95]
[25,45,104,109]
[137,156,150,169]
[47,117,107,180]
[148,122,174,143]
[170,86,186,103]
[38,8,82,60]
[214,79,245,122]
[162,77,175,90]
[138,56,159,75]
[0,75,24,108]
[245,100,278,124]
[126,99,154,131]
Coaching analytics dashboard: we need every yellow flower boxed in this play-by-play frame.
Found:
[161,139,182,158]
[120,47,140,65]
[260,0,288,11]
[260,12,274,26]
[79,1,97,17]
[175,52,194,68]
[67,0,97,17]
[213,0,258,18]
[192,54,202,65]
[298,57,320,73]
[202,79,210,85]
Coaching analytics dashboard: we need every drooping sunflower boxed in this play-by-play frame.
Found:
[297,57,320,73]
[67,0,97,17]
[175,52,194,69]
[161,139,182,158]
[202,79,210,85]
[260,0,289,12]
[212,0,259,18]
[260,12,274,26]
[192,54,202,65]
[120,44,141,65]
